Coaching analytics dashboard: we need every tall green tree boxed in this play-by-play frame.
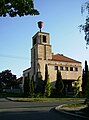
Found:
[24,77,30,96]
[44,75,52,97]
[44,64,52,97]
[36,72,44,94]
[82,60,89,94]
[85,60,88,83]
[55,70,64,96]
[74,76,81,97]
[85,71,89,99]
[30,76,34,96]
[24,76,34,97]
[0,0,39,17]
[82,69,85,92]
[82,60,89,103]
[44,64,48,86]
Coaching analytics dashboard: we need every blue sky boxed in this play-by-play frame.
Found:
[0,0,89,77]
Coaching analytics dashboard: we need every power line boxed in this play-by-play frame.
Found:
[0,54,30,60]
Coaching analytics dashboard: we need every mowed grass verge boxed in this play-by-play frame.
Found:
[61,103,87,108]
[7,97,85,102]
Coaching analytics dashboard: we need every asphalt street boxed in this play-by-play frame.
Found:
[0,98,86,120]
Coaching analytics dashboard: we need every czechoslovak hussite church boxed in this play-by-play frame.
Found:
[23,21,82,93]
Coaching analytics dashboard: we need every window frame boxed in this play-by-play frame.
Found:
[65,67,68,71]
[54,66,58,70]
[70,67,73,71]
[75,67,78,71]
[60,66,63,71]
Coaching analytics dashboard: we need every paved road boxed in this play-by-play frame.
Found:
[0,98,85,120]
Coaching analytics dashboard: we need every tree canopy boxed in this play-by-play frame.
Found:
[0,70,16,89]
[0,0,39,17]
[80,1,89,47]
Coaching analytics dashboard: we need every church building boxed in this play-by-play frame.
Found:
[23,21,82,93]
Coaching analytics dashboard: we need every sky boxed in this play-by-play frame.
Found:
[0,0,89,78]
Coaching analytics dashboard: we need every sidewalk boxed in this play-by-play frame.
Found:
[55,104,89,120]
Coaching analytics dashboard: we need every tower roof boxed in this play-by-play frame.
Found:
[52,54,81,63]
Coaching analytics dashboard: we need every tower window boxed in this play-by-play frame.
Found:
[33,37,36,46]
[43,35,46,43]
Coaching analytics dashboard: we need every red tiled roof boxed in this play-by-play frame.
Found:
[52,54,81,63]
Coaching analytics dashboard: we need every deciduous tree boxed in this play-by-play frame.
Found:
[0,0,39,17]
[0,69,16,89]
[80,1,89,47]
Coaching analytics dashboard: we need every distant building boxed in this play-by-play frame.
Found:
[23,22,82,93]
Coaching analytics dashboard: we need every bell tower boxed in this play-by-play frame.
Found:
[31,21,52,81]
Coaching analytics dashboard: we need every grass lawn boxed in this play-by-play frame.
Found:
[7,97,85,102]
[61,103,87,108]
[0,92,85,102]
[59,103,89,118]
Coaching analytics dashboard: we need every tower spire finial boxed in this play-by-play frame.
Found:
[38,21,43,32]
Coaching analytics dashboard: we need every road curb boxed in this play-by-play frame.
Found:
[55,105,89,120]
